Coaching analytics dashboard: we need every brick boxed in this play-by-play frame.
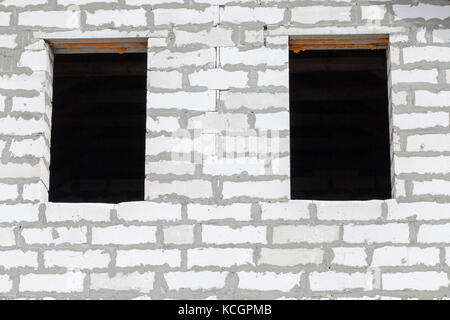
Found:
[125,0,183,4]
[244,30,264,44]
[154,8,217,26]
[222,180,289,199]
[163,225,194,245]
[0,12,11,26]
[18,50,51,72]
[202,225,266,244]
[0,73,46,91]
[90,272,155,293]
[255,112,289,130]
[12,94,46,113]
[407,133,450,152]
[237,272,301,291]
[116,249,180,268]
[173,27,234,47]
[0,117,46,136]
[203,156,265,176]
[187,112,248,132]
[22,182,47,202]
[187,248,253,268]
[418,224,450,243]
[372,247,439,267]
[273,225,339,244]
[0,275,12,293]
[19,273,85,293]
[146,180,213,200]
[147,91,215,111]
[316,200,382,221]
[220,47,287,67]
[413,180,450,196]
[309,271,373,291]
[259,248,323,266]
[19,11,80,28]
[147,160,195,176]
[260,201,310,220]
[403,46,450,63]
[394,156,450,174]
[393,4,450,21]
[0,183,18,201]
[0,34,17,49]
[117,201,181,222]
[44,250,110,269]
[45,203,112,222]
[10,137,46,158]
[433,29,450,43]
[145,135,193,155]
[393,112,449,129]
[258,69,287,87]
[391,69,438,84]
[22,227,87,245]
[445,248,450,265]
[86,9,146,27]
[148,71,182,89]
[291,6,351,24]
[189,69,248,90]
[0,204,39,223]
[221,92,288,110]
[2,0,47,6]
[415,91,450,107]
[0,250,37,269]
[343,224,409,244]
[164,271,227,290]
[148,49,215,69]
[0,227,15,247]
[92,226,156,245]
[332,247,367,267]
[0,162,45,180]
[387,201,450,220]
[187,203,252,221]
[382,272,449,291]
[220,7,284,24]
[361,5,386,20]
[147,116,180,132]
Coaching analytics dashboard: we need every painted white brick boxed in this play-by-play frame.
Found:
[0,162,46,180]
[22,181,47,202]
[44,250,110,269]
[0,34,17,49]
[20,273,85,293]
[18,50,51,72]
[291,6,351,24]
[394,156,450,174]
[19,11,80,28]
[244,30,264,44]
[147,160,195,175]
[86,9,146,27]
[22,227,87,245]
[393,4,450,21]
[187,203,252,221]
[187,248,253,268]
[258,69,289,87]
[0,204,39,223]
[316,200,382,221]
[90,272,155,293]
[393,112,449,129]
[391,69,438,84]
[173,27,234,47]
[238,271,301,291]
[154,8,217,25]
[163,225,194,245]
[147,91,215,111]
[188,112,248,132]
[413,180,450,196]
[220,7,284,24]
[203,156,265,176]
[117,201,181,222]
[415,91,450,107]
[221,47,287,67]
[221,92,288,110]
[387,201,450,220]
[261,201,310,220]
[0,74,46,91]
[259,248,323,266]
[382,272,449,291]
[148,49,215,69]
[190,69,248,89]
[146,180,213,199]
[0,275,12,293]
[116,249,180,268]
[343,224,409,244]
[92,226,156,245]
[433,29,450,43]
[45,203,112,222]
[11,94,46,113]
[418,224,450,243]
[0,250,37,269]
[0,117,46,136]
[361,5,386,20]
[147,116,180,132]
[145,135,193,155]
[372,247,439,267]
[309,271,373,291]
[0,12,11,26]
[332,247,367,267]
[403,46,450,63]
[148,71,182,89]
[255,112,289,130]
[202,225,266,244]
[222,180,289,199]
[407,133,450,152]
[164,271,227,290]
[10,137,45,158]
[273,225,339,244]
[392,91,407,106]
[0,183,18,201]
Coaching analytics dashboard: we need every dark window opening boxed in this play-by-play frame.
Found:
[49,53,147,203]
[289,49,391,200]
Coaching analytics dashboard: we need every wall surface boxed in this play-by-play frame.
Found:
[0,0,449,299]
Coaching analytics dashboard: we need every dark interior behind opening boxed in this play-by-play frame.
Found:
[289,49,391,200]
[49,53,146,203]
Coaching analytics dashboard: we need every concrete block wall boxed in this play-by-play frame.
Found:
[0,0,449,299]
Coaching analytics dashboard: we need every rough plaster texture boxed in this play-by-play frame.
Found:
[0,0,449,299]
